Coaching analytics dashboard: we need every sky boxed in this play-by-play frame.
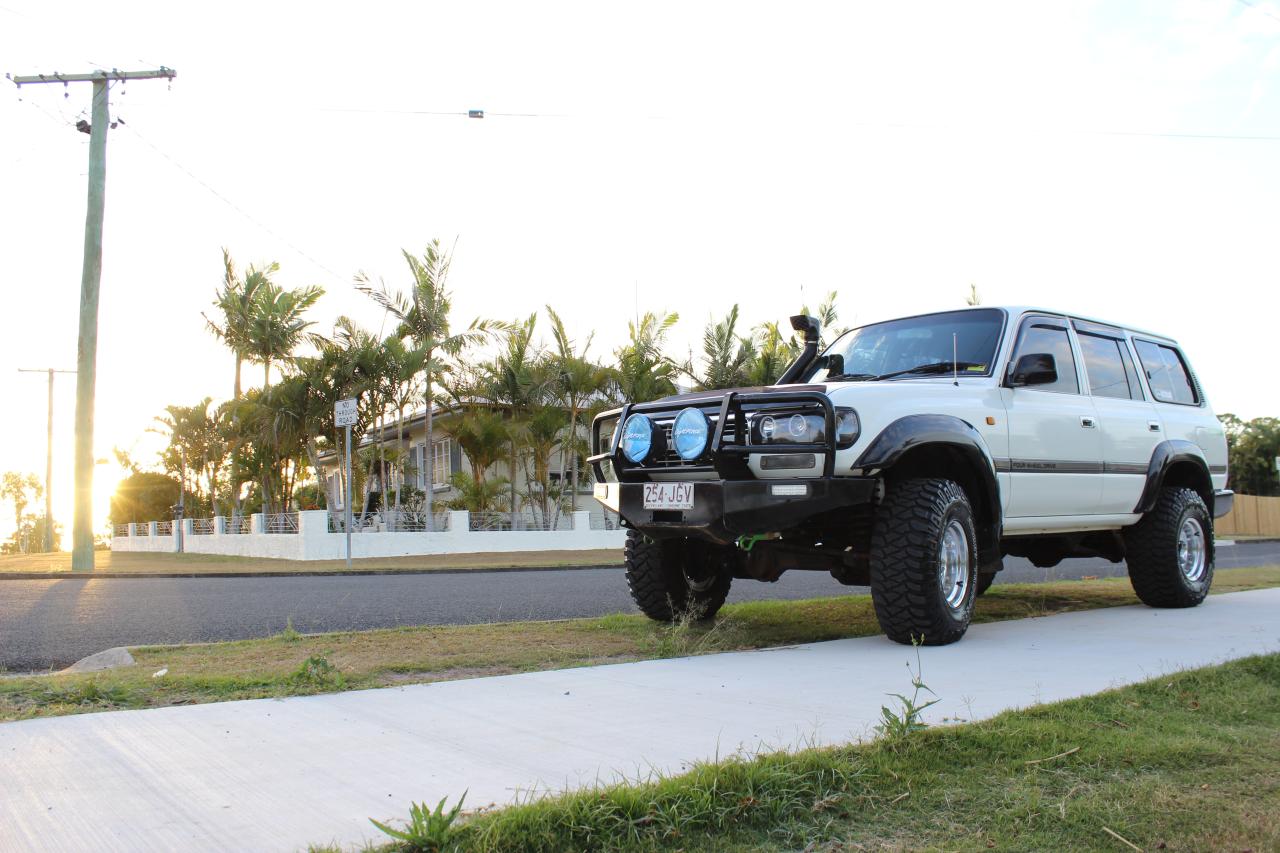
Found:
[1,0,1278,542]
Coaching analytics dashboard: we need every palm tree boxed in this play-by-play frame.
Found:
[356,240,494,529]
[203,249,277,400]
[205,251,279,520]
[546,306,609,512]
[481,313,548,524]
[380,336,427,524]
[446,408,510,515]
[613,310,681,403]
[693,304,756,390]
[244,281,325,392]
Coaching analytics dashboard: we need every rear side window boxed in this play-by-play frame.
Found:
[1134,340,1198,405]
[1078,333,1140,400]
[1011,319,1078,393]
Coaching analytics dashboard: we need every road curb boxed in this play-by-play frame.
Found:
[0,563,625,581]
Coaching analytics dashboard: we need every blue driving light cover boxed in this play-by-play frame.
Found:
[620,414,655,463]
[672,407,712,460]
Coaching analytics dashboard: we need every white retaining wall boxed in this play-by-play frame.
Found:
[111,511,625,560]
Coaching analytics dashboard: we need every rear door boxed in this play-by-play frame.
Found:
[1000,314,1102,517]
[1074,321,1161,514]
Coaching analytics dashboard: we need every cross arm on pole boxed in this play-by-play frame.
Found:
[9,68,176,86]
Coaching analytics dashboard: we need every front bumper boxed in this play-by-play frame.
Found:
[594,478,876,545]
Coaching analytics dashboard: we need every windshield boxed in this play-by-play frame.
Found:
[807,308,1006,382]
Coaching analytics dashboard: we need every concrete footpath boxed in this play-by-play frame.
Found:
[3,590,1278,853]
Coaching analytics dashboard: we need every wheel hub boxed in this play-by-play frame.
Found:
[1177,516,1207,583]
[938,519,970,610]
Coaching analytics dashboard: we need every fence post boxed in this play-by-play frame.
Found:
[213,516,226,535]
[130,522,143,537]
[148,521,158,538]
[573,511,591,533]
[182,518,195,537]
[449,510,470,534]
[251,513,265,535]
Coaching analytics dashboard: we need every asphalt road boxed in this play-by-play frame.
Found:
[2,541,1276,672]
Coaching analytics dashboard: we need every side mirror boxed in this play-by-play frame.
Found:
[824,353,845,376]
[1007,353,1057,387]
[790,314,821,345]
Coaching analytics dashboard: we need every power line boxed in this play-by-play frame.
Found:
[122,121,348,284]
[316,107,569,118]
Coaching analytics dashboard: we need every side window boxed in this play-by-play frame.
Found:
[1078,333,1136,400]
[1011,320,1078,393]
[1135,341,1198,405]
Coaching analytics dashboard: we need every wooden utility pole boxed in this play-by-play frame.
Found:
[17,367,76,552]
[10,67,176,570]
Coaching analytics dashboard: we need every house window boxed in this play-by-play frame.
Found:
[432,439,451,487]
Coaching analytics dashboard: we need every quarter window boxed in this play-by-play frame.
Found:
[1134,341,1198,405]
[1079,333,1137,400]
[1011,320,1078,393]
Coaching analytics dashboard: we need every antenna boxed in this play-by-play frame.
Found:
[952,333,959,386]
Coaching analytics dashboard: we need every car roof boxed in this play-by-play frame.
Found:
[862,305,1178,346]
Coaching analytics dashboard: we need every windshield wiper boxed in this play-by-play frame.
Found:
[872,361,986,381]
[825,372,880,382]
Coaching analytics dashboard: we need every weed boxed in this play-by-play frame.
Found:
[42,680,132,707]
[648,600,738,659]
[874,641,938,743]
[277,617,302,642]
[288,655,343,688]
[370,792,467,852]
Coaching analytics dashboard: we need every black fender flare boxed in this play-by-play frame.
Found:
[855,414,1003,562]
[1133,439,1213,514]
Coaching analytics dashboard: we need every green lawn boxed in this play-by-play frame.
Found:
[3,566,1277,724]
[338,653,1280,852]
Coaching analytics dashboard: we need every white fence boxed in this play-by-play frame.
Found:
[110,510,626,560]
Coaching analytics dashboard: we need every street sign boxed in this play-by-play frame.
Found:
[335,398,359,428]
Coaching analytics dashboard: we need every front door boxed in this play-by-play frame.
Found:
[1001,315,1102,518]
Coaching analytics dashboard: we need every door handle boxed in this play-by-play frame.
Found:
[1148,421,1162,432]
[1080,416,1097,428]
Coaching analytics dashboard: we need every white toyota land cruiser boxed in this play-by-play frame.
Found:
[590,306,1232,646]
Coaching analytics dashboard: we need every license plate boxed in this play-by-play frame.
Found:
[643,482,694,510]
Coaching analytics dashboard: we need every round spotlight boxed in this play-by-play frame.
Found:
[620,414,657,463]
[672,407,711,460]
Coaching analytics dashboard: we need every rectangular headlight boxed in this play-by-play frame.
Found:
[595,416,619,454]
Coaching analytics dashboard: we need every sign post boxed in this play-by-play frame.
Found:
[335,398,359,569]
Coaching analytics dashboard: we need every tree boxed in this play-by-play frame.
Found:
[692,304,756,390]
[1,472,42,554]
[356,240,494,529]
[546,306,610,512]
[1221,414,1280,496]
[153,398,224,517]
[203,250,276,400]
[445,408,510,514]
[244,281,325,392]
[109,472,183,525]
[613,310,681,403]
[480,313,549,522]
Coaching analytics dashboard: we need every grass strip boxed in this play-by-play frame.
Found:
[332,652,1280,852]
[2,566,1277,724]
